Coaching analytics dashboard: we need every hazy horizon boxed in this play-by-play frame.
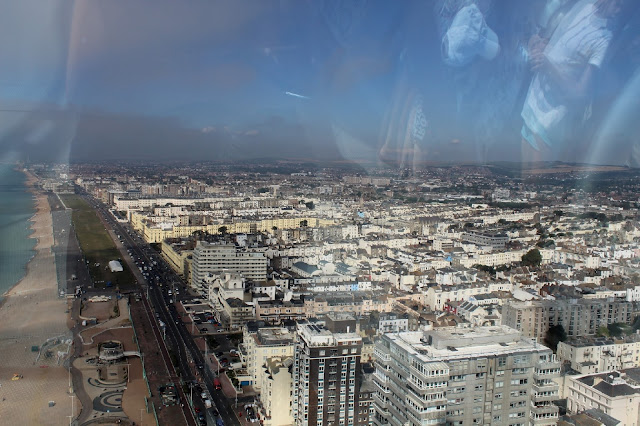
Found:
[2,1,640,166]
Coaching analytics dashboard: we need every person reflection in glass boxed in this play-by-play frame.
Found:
[521,0,626,163]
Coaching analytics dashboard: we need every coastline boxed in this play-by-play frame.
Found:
[1,169,48,300]
[0,171,39,303]
[0,168,79,424]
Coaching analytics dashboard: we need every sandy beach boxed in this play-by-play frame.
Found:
[0,171,79,424]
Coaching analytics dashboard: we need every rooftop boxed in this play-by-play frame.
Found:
[384,326,551,362]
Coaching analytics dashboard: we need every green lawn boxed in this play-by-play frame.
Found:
[60,195,137,290]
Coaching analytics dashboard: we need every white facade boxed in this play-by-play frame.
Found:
[191,242,267,289]
[567,370,640,426]
[372,326,560,426]
[557,339,640,375]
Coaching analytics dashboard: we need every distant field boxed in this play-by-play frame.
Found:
[60,195,136,290]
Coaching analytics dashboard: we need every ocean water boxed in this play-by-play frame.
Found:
[0,163,37,301]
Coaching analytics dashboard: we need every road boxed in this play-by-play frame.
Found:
[79,190,241,426]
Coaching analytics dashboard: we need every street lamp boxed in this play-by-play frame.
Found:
[69,394,75,426]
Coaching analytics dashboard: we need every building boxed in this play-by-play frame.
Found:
[191,242,267,290]
[161,238,194,277]
[461,230,509,249]
[292,319,365,425]
[567,369,640,425]
[372,326,560,426]
[425,282,512,311]
[206,273,254,329]
[557,336,640,375]
[256,299,307,324]
[378,312,409,334]
[258,356,295,426]
[243,323,296,389]
[502,299,634,341]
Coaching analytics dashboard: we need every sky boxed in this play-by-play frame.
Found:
[1,0,640,166]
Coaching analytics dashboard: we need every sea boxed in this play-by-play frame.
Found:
[0,163,37,301]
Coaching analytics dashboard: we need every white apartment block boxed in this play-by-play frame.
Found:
[243,325,295,389]
[557,338,640,375]
[454,249,527,268]
[372,326,560,426]
[258,357,295,426]
[191,242,267,289]
[567,369,640,425]
[425,282,513,311]
[378,313,409,334]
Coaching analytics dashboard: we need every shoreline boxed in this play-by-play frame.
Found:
[0,168,40,304]
[0,167,78,424]
[1,169,48,300]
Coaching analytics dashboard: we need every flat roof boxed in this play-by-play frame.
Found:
[385,326,549,362]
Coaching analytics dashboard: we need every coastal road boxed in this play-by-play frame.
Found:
[79,191,240,426]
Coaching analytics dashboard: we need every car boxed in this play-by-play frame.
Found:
[195,407,201,413]
[201,327,208,332]
[216,351,224,357]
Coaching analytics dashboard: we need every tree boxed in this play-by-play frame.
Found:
[522,248,542,267]
[608,323,625,338]
[218,226,228,235]
[305,201,315,210]
[300,219,308,227]
[543,324,567,352]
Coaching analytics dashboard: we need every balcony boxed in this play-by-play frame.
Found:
[373,394,389,415]
[388,377,407,396]
[373,380,391,396]
[533,381,558,392]
[530,415,559,426]
[373,371,389,384]
[371,414,390,426]
[374,349,391,363]
[531,404,559,417]
[534,369,560,380]
[536,358,561,369]
[532,392,559,403]
[386,401,407,425]
[406,404,446,422]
